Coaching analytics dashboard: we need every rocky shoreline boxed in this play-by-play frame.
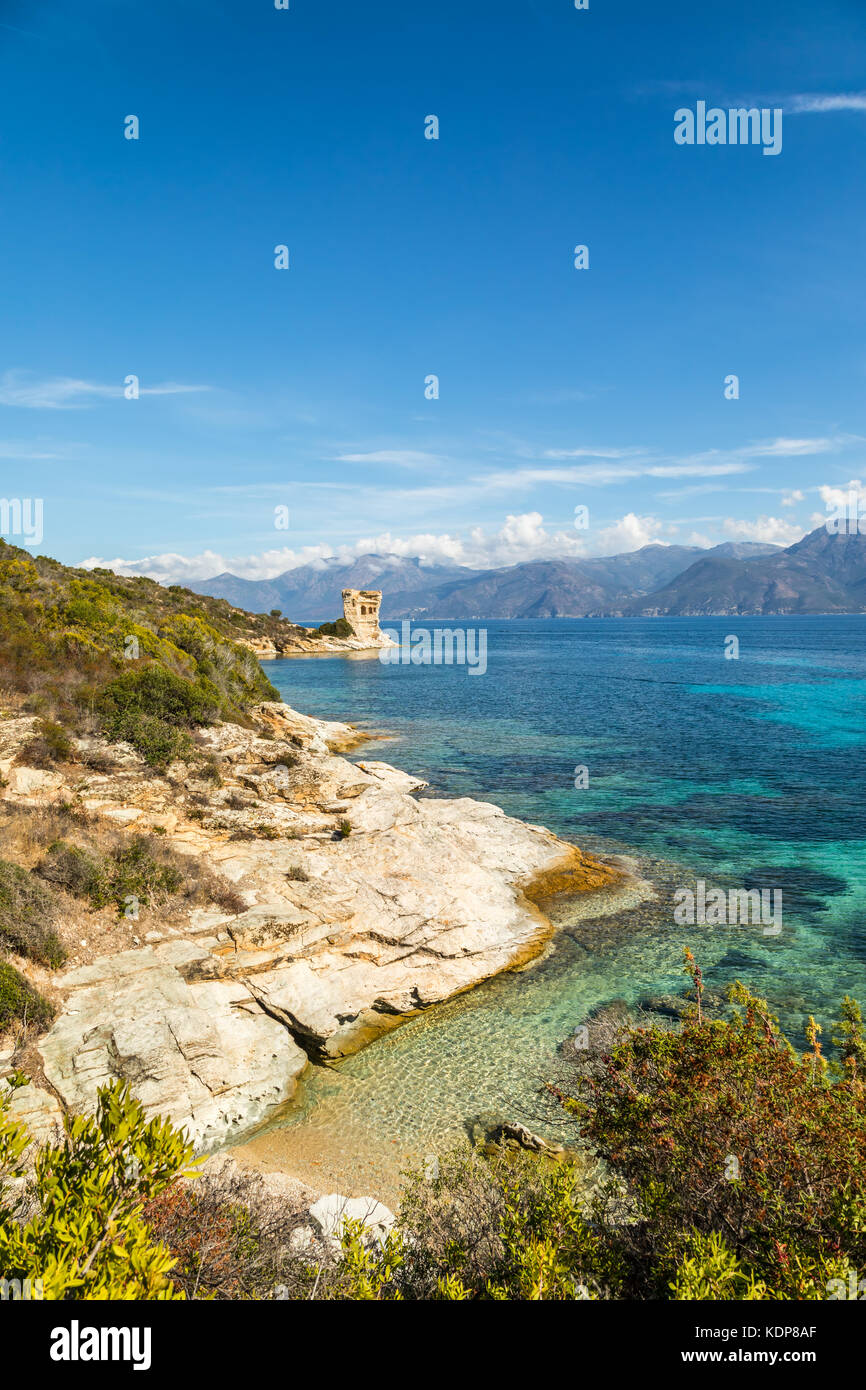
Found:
[241,630,395,658]
[0,697,619,1183]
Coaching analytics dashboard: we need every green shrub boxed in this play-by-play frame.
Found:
[0,1080,194,1299]
[0,959,55,1030]
[317,618,354,639]
[103,709,194,769]
[20,718,75,767]
[0,858,67,968]
[37,841,110,907]
[37,837,183,914]
[110,837,184,905]
[322,961,866,1302]
[326,1148,618,1302]
[550,955,866,1299]
[98,665,221,729]
[96,666,226,769]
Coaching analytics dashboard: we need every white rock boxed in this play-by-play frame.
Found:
[308,1193,395,1249]
[0,1080,64,1145]
[38,948,309,1151]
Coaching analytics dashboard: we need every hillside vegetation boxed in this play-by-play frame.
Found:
[0,540,297,768]
[0,541,301,1034]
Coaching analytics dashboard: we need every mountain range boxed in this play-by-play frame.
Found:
[188,528,866,621]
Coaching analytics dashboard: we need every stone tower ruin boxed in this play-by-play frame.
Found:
[342,588,383,641]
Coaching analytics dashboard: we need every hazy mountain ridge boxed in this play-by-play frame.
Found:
[189,539,804,619]
[619,529,866,616]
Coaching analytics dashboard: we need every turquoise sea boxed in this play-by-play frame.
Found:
[239,617,866,1198]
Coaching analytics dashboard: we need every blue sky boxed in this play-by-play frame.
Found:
[0,0,864,580]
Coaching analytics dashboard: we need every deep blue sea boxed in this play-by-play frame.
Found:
[243,618,866,1197]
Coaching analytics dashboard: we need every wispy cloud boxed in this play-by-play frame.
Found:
[541,446,645,460]
[477,460,752,491]
[787,93,866,113]
[0,440,65,459]
[0,372,211,409]
[335,449,444,468]
[743,435,855,456]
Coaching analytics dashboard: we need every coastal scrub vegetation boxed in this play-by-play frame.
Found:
[0,538,291,770]
[316,617,354,639]
[2,959,865,1300]
[319,963,866,1300]
[0,857,67,968]
[0,1080,195,1299]
[0,802,246,921]
[0,960,55,1031]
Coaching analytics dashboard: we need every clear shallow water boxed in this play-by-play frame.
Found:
[237,618,866,1201]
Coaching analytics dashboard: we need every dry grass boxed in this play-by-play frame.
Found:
[0,802,244,955]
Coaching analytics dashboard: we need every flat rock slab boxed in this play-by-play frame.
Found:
[39,946,308,1150]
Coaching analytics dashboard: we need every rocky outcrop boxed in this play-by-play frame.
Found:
[0,699,619,1152]
[241,627,396,659]
[38,942,308,1151]
[0,1074,64,1146]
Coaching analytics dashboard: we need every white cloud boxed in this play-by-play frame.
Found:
[335,450,443,467]
[722,515,806,545]
[541,447,645,460]
[745,436,844,457]
[474,436,849,495]
[0,372,210,409]
[79,545,340,584]
[594,513,671,553]
[781,489,805,506]
[814,478,866,529]
[478,460,752,491]
[81,510,682,582]
[817,478,866,508]
[788,93,866,113]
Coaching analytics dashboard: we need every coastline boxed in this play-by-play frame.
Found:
[228,854,648,1206]
[0,694,624,1207]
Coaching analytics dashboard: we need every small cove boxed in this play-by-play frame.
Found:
[234,617,866,1200]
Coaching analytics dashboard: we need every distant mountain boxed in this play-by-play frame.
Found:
[400,543,784,619]
[189,541,782,621]
[619,527,866,616]
[189,555,483,621]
